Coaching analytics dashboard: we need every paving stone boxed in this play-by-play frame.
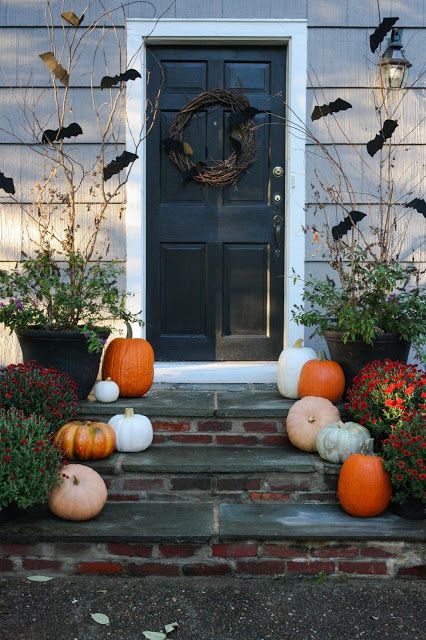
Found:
[216,392,294,417]
[219,503,426,542]
[119,447,317,474]
[0,503,214,544]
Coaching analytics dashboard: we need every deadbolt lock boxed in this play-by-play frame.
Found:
[273,166,284,177]
[273,193,282,203]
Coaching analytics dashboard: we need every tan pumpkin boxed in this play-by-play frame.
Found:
[54,420,116,460]
[286,396,341,452]
[49,464,107,521]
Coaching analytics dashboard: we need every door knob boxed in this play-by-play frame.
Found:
[272,214,284,245]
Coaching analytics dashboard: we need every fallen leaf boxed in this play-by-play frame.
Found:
[27,575,54,582]
[143,632,166,640]
[91,613,110,625]
[164,623,178,634]
[182,142,193,156]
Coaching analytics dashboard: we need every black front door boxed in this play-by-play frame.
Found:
[146,46,286,361]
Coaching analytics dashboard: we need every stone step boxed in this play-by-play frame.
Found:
[87,446,341,504]
[1,502,425,578]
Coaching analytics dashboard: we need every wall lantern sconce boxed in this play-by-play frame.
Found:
[379,28,412,89]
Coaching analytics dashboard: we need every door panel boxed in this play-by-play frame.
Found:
[146,46,286,361]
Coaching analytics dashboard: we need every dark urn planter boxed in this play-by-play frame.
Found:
[391,498,426,520]
[16,328,107,400]
[323,330,410,390]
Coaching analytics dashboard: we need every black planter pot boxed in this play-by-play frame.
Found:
[16,328,107,400]
[392,498,426,520]
[323,330,410,390]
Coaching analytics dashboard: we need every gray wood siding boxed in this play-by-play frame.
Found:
[0,0,425,364]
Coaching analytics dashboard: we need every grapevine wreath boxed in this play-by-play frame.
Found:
[161,89,260,187]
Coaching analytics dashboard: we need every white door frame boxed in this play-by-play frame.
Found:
[125,19,307,383]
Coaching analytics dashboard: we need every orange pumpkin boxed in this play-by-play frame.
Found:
[102,324,154,398]
[49,464,107,521]
[338,439,392,517]
[298,352,345,403]
[54,420,116,460]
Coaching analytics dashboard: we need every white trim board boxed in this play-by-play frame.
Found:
[126,18,307,382]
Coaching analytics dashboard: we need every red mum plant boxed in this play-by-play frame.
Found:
[0,362,78,432]
[345,359,425,440]
[382,413,426,505]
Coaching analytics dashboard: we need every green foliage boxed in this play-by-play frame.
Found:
[292,249,426,360]
[0,408,62,509]
[0,362,78,432]
[0,251,143,352]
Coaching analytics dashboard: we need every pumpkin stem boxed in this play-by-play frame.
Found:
[293,338,304,348]
[125,321,133,339]
[317,351,328,361]
[308,416,316,423]
[360,438,376,456]
[124,408,135,418]
[72,475,80,486]
[105,377,112,382]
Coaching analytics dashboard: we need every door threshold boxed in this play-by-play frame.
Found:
[154,361,278,384]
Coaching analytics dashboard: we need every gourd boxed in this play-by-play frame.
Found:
[298,352,345,403]
[277,339,317,399]
[54,420,116,460]
[102,323,154,398]
[316,420,371,464]
[286,396,340,452]
[49,464,107,521]
[94,378,120,403]
[338,438,392,517]
[108,407,153,452]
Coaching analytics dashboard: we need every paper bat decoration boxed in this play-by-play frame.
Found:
[101,69,141,90]
[370,17,399,53]
[367,119,398,157]
[404,198,426,218]
[182,161,206,183]
[332,211,366,241]
[228,106,262,132]
[103,151,139,181]
[0,172,15,195]
[61,11,84,27]
[230,136,242,158]
[39,52,69,87]
[311,98,352,121]
[42,122,83,144]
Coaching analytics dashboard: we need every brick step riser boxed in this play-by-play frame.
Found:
[79,417,290,447]
[103,472,339,504]
[1,540,424,578]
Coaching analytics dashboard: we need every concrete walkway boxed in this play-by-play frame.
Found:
[0,575,424,640]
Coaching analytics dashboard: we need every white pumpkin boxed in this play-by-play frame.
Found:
[316,420,371,464]
[108,407,153,452]
[277,339,317,399]
[94,378,120,403]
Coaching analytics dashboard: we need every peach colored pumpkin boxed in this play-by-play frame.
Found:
[49,464,107,521]
[286,396,340,452]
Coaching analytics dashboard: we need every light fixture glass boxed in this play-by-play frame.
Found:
[379,28,412,89]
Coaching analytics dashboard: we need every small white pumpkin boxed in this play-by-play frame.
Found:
[108,407,153,452]
[316,420,371,464]
[94,378,120,403]
[277,339,317,399]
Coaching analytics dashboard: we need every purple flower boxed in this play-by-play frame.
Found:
[15,298,24,310]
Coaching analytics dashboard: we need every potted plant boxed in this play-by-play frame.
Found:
[0,408,63,521]
[382,414,426,520]
[345,359,425,444]
[0,3,158,398]
[289,19,425,383]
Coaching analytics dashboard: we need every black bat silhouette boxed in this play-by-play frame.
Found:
[230,136,242,158]
[332,211,366,241]
[405,198,426,218]
[370,17,399,53]
[101,69,141,90]
[311,98,352,121]
[42,122,83,143]
[162,138,185,154]
[367,119,398,157]
[182,161,206,183]
[61,11,84,27]
[228,106,262,131]
[103,151,139,181]
[0,172,15,195]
